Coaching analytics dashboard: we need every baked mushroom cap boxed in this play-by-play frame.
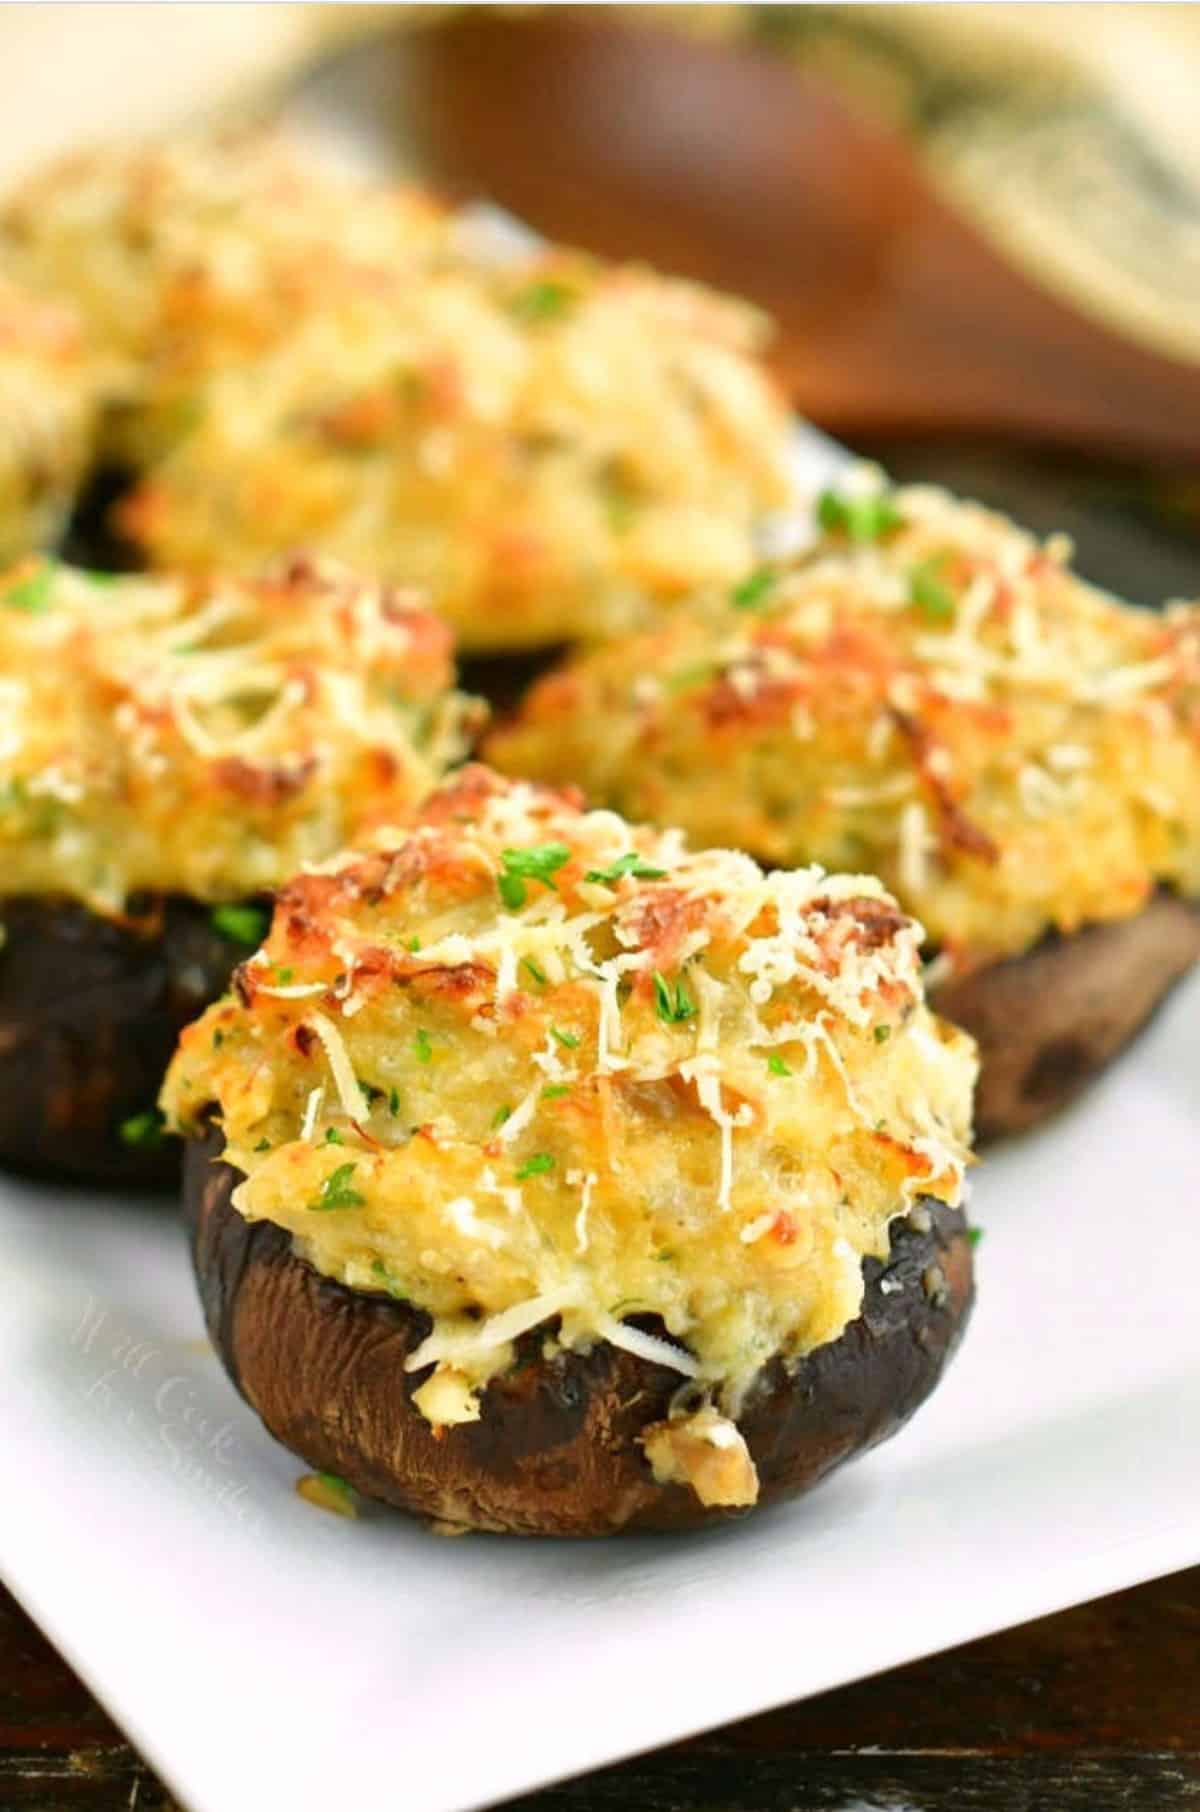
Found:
[189,1129,973,1535]
[934,890,1200,1138]
[0,898,237,1185]
[486,484,1200,1131]
[165,766,976,1525]
[0,555,478,1181]
[0,276,99,565]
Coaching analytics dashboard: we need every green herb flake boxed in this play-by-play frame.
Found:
[509,278,577,324]
[873,1024,891,1044]
[540,1084,570,1100]
[522,956,548,986]
[968,1225,985,1249]
[406,935,421,953]
[309,1162,366,1213]
[119,1108,165,1149]
[3,561,55,614]
[817,488,902,544]
[211,1028,224,1049]
[492,1103,512,1128]
[497,842,571,910]
[584,851,667,885]
[653,970,696,1025]
[414,1028,433,1064]
[323,1127,344,1145]
[730,567,776,611]
[516,1152,555,1180]
[316,1471,355,1508]
[766,1053,791,1076]
[253,1137,272,1152]
[276,966,294,984]
[550,1025,580,1050]
[371,1258,408,1299]
[498,871,526,910]
[388,1086,401,1116]
[665,661,716,696]
[908,556,957,624]
[210,902,270,947]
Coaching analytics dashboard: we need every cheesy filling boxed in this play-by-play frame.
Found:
[0,554,479,913]
[163,767,976,1451]
[487,483,1200,966]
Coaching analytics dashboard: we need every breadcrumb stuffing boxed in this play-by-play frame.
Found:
[163,766,976,1424]
[488,485,1200,965]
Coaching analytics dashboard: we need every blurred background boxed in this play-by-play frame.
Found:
[5,1,1199,599]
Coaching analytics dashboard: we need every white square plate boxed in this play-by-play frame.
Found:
[3,953,1197,1812]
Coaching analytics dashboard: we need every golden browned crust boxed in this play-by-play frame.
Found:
[187,1129,974,1536]
[933,890,1200,1140]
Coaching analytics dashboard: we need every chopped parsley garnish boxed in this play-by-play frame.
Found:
[323,1127,344,1145]
[388,1086,401,1116]
[766,1053,791,1076]
[603,480,637,535]
[909,555,957,623]
[666,661,717,695]
[541,1084,570,1100]
[84,568,119,588]
[211,1029,224,1049]
[276,967,294,984]
[371,1258,408,1299]
[516,1152,555,1180]
[492,1103,512,1127]
[730,567,777,611]
[210,902,269,947]
[315,1471,355,1509]
[309,1162,365,1212]
[253,1137,272,1152]
[522,956,548,986]
[3,561,55,614]
[119,1108,165,1149]
[498,842,571,910]
[406,936,421,953]
[968,1225,985,1249]
[509,278,577,324]
[873,1024,891,1043]
[584,851,667,885]
[653,970,696,1025]
[414,1028,433,1064]
[550,1025,580,1049]
[817,487,902,544]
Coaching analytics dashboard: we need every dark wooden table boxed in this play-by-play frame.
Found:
[3,1567,1198,1810]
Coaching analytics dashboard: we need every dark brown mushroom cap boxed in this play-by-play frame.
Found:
[187,1128,975,1536]
[934,889,1200,1141]
[0,896,241,1185]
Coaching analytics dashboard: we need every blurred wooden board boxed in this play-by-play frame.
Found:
[388,8,1200,460]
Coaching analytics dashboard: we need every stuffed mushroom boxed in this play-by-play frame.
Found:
[7,126,793,652]
[486,483,1200,1138]
[164,766,976,1534]
[112,206,791,650]
[1,127,440,450]
[0,553,478,1182]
